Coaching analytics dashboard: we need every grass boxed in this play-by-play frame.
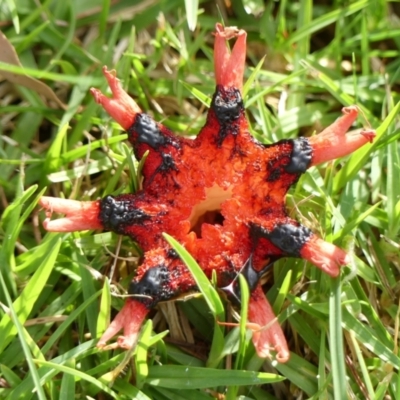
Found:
[1,0,400,398]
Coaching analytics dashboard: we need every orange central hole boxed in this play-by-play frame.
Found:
[191,210,225,238]
[189,185,232,238]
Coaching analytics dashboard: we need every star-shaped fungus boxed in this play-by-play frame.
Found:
[40,23,375,363]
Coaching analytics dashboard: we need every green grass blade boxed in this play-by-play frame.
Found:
[163,234,224,319]
[8,340,95,397]
[0,238,62,353]
[333,101,400,192]
[0,61,101,84]
[4,0,20,33]
[135,319,153,389]
[163,233,225,367]
[180,81,211,107]
[96,277,111,340]
[59,359,76,400]
[184,0,199,31]
[237,274,250,368]
[146,365,284,389]
[34,360,119,398]
[243,55,266,99]
[0,266,46,400]
[348,330,375,398]
[226,274,251,399]
[287,0,369,46]
[330,277,347,399]
[272,269,292,315]
[274,353,318,396]
[342,308,400,369]
[41,290,102,355]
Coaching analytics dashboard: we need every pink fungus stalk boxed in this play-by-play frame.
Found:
[309,106,376,166]
[214,23,247,90]
[97,300,149,350]
[248,286,290,363]
[39,197,102,232]
[300,235,350,277]
[90,67,141,130]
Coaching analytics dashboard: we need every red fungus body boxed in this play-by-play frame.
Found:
[40,24,375,363]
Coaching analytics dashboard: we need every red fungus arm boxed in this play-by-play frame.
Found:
[214,23,247,90]
[90,66,183,184]
[39,197,102,232]
[97,299,149,350]
[90,67,141,130]
[248,285,290,363]
[300,234,350,277]
[309,106,375,166]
